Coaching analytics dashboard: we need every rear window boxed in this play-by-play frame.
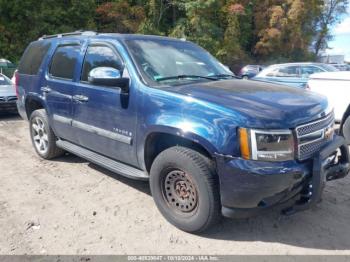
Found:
[49,45,80,80]
[18,41,51,75]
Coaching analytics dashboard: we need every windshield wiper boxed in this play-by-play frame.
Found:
[210,74,241,79]
[155,75,218,82]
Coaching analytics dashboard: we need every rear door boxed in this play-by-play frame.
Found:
[44,41,83,142]
[72,40,138,166]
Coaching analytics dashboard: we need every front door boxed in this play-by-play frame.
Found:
[72,41,138,166]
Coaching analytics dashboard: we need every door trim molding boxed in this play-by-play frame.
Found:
[53,114,72,125]
[52,114,132,145]
[72,120,132,145]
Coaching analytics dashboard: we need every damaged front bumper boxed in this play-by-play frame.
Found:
[215,135,350,219]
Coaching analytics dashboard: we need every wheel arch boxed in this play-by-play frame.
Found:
[340,104,350,135]
[25,94,47,119]
[141,127,218,173]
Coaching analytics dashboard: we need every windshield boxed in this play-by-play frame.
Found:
[0,74,11,85]
[318,64,339,72]
[125,39,233,86]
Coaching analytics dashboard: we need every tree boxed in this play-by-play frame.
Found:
[313,0,349,56]
[0,0,96,62]
[0,0,348,65]
[95,1,145,33]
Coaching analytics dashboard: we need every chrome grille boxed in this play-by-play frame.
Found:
[0,96,17,102]
[296,112,335,161]
[6,96,17,101]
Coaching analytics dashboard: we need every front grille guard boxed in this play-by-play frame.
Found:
[282,135,349,216]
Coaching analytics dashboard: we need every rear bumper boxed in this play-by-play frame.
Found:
[216,135,349,218]
[16,99,27,120]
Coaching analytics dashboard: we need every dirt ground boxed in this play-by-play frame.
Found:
[0,113,350,255]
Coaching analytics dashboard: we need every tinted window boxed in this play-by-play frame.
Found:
[49,45,80,80]
[81,45,123,82]
[18,41,51,75]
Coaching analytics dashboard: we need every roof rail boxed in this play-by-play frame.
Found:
[38,30,97,40]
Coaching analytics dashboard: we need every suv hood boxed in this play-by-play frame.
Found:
[166,79,329,128]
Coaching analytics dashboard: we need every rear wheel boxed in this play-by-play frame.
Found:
[29,109,64,159]
[150,146,220,233]
[342,116,350,144]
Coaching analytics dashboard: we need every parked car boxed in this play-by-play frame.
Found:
[0,58,17,78]
[331,64,350,71]
[238,65,265,79]
[253,62,338,88]
[0,73,17,113]
[16,31,349,233]
[307,71,350,143]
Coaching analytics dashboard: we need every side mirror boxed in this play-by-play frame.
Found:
[88,67,129,93]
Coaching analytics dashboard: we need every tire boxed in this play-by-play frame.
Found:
[150,146,221,233]
[29,109,64,159]
[342,116,350,144]
[242,75,249,80]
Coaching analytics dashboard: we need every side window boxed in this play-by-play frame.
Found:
[49,45,80,80]
[271,66,299,77]
[300,66,323,78]
[81,45,123,82]
[18,41,51,75]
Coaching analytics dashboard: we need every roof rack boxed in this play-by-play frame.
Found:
[38,30,97,40]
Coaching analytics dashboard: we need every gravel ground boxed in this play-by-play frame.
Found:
[0,113,350,255]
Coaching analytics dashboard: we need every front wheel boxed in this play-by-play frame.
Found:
[150,146,221,233]
[342,116,350,144]
[29,109,64,159]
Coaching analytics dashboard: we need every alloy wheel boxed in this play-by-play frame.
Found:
[31,117,49,154]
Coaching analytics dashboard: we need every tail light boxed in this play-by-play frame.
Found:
[14,71,19,97]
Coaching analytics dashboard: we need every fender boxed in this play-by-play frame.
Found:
[137,124,220,171]
[24,92,48,118]
[135,85,241,170]
[340,104,350,134]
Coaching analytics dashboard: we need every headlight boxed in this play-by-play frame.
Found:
[239,128,294,161]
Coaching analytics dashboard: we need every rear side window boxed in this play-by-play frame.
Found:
[81,45,123,82]
[267,66,300,77]
[18,41,51,75]
[49,45,80,80]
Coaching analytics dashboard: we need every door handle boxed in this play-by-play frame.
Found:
[41,86,52,93]
[73,95,89,103]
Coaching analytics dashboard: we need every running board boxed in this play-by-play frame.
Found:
[56,140,149,181]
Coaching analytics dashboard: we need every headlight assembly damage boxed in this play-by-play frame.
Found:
[239,128,294,161]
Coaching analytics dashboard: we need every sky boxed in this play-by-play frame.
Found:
[326,6,350,62]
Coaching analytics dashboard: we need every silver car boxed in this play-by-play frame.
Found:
[0,73,17,113]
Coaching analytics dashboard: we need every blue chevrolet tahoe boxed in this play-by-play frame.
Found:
[16,31,350,233]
